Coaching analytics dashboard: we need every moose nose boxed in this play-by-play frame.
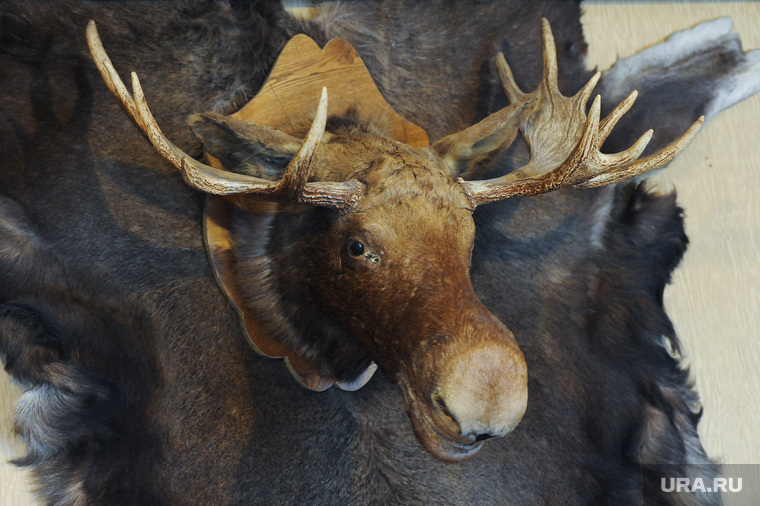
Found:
[433,341,528,442]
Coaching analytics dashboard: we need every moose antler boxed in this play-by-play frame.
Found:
[86,20,364,213]
[460,18,704,207]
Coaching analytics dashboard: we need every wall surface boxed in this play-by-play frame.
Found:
[1,2,758,504]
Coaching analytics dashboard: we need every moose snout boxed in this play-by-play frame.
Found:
[431,341,528,443]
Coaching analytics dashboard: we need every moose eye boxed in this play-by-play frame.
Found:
[348,239,366,257]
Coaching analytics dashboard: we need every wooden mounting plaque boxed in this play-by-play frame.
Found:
[230,34,429,145]
[204,35,428,391]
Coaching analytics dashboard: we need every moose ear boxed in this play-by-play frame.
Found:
[188,113,303,180]
[430,103,524,178]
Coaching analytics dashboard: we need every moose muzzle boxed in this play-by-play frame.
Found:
[400,305,528,461]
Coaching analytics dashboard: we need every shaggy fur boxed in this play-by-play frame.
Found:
[1,0,757,503]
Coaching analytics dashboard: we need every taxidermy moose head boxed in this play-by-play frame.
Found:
[87,19,701,461]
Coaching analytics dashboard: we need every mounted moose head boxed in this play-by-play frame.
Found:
[87,19,702,462]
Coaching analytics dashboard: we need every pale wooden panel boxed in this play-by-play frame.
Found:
[2,2,758,504]
[582,1,760,466]
[232,34,428,146]
[0,376,34,505]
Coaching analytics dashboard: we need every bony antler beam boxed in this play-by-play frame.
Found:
[458,18,704,207]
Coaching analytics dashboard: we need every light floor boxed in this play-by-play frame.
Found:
[2,2,758,503]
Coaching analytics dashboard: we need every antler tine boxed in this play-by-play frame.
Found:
[540,18,560,96]
[598,90,637,142]
[86,20,364,213]
[560,95,602,183]
[497,18,590,107]
[597,127,653,169]
[271,88,366,210]
[575,71,601,111]
[579,116,704,188]
[496,52,528,105]
[87,21,140,128]
[131,73,183,172]
[277,87,327,201]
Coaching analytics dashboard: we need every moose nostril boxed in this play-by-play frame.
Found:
[433,394,498,443]
[434,392,462,432]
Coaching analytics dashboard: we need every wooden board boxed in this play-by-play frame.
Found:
[231,33,429,145]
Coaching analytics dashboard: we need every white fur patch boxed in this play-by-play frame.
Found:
[14,384,67,458]
[704,48,760,120]
[602,18,735,94]
[13,384,92,503]
[602,18,760,121]
[659,334,682,360]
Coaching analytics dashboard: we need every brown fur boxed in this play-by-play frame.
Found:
[193,114,529,459]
